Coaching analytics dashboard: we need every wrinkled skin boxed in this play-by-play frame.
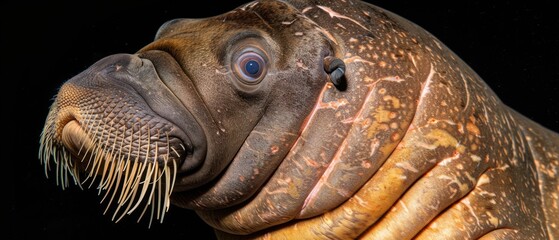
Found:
[40,0,559,239]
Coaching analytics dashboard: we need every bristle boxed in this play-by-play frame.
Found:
[39,107,178,227]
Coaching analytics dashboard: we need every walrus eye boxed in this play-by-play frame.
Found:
[233,51,267,84]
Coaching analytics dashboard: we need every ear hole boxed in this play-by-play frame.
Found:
[323,56,347,91]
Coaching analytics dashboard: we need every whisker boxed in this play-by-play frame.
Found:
[170,147,180,158]
[98,121,118,192]
[101,123,128,203]
[41,107,179,226]
[114,162,143,223]
[137,162,159,227]
[82,114,102,170]
[87,144,105,188]
[157,167,163,222]
[83,113,107,185]
[88,120,113,188]
[81,142,99,184]
[119,121,146,205]
[103,156,124,215]
[129,153,155,214]
[99,154,116,194]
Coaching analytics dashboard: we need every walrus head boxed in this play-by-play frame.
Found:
[40,0,339,229]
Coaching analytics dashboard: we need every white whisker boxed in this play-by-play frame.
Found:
[40,107,179,227]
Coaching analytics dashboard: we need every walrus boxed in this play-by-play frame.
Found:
[39,0,559,239]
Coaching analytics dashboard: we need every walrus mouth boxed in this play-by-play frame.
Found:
[39,58,192,226]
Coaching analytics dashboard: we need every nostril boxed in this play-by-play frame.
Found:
[97,54,144,76]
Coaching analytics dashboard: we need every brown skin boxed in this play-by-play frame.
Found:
[40,0,559,239]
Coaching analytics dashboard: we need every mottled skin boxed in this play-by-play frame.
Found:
[40,0,558,239]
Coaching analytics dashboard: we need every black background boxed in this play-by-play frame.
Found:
[3,1,558,239]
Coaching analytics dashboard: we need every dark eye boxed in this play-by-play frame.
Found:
[233,51,267,84]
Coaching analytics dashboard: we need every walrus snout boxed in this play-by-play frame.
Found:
[49,54,191,167]
[39,53,205,225]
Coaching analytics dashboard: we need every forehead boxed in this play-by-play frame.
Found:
[155,1,305,39]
